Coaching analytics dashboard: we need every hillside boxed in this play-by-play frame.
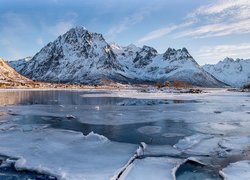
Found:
[203,58,250,87]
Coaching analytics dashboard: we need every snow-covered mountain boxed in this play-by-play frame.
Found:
[111,44,223,86]
[8,56,32,73]
[9,26,224,87]
[203,58,250,87]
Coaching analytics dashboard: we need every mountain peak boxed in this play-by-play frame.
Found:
[163,47,192,61]
[222,57,234,63]
[68,26,87,33]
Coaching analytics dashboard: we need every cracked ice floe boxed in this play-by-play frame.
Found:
[118,157,183,180]
[220,160,250,180]
[140,144,181,157]
[174,134,222,156]
[174,134,250,158]
[0,128,138,180]
[218,136,250,155]
[174,134,214,150]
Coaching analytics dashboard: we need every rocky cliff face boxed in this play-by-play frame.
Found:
[203,58,250,87]
[9,26,224,87]
[0,58,33,87]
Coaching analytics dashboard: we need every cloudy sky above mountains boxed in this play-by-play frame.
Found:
[1,0,250,64]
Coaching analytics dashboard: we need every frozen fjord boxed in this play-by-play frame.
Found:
[0,89,249,179]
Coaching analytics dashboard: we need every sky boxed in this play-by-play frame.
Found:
[1,0,250,65]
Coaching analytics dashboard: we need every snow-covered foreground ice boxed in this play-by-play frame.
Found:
[119,157,182,180]
[0,89,249,179]
[220,160,250,180]
[0,127,138,180]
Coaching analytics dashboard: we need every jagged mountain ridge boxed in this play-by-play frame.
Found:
[9,26,224,87]
[203,58,250,87]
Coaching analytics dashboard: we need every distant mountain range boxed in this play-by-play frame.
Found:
[203,58,250,87]
[8,26,226,87]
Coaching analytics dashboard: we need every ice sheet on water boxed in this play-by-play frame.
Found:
[137,126,162,135]
[80,89,203,100]
[117,99,168,106]
[162,132,185,138]
[174,134,214,150]
[220,160,250,180]
[174,133,250,157]
[119,157,183,180]
[142,144,181,157]
[174,134,222,156]
[0,127,138,180]
[193,122,240,135]
[218,136,250,156]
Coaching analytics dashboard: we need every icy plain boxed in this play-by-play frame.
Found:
[0,88,249,179]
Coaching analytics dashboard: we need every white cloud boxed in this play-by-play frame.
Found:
[197,43,250,64]
[190,0,250,18]
[36,37,44,45]
[137,21,194,44]
[180,0,250,38]
[107,6,158,40]
[136,25,178,44]
[137,0,250,43]
[48,21,74,36]
[176,19,250,39]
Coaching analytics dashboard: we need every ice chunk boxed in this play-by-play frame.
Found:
[186,137,221,156]
[220,160,250,180]
[142,144,181,157]
[174,134,213,150]
[218,136,250,155]
[119,157,182,180]
[0,128,138,180]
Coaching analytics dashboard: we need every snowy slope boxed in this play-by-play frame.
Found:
[203,58,250,87]
[112,45,223,87]
[10,26,223,87]
[8,56,32,73]
[16,26,122,84]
